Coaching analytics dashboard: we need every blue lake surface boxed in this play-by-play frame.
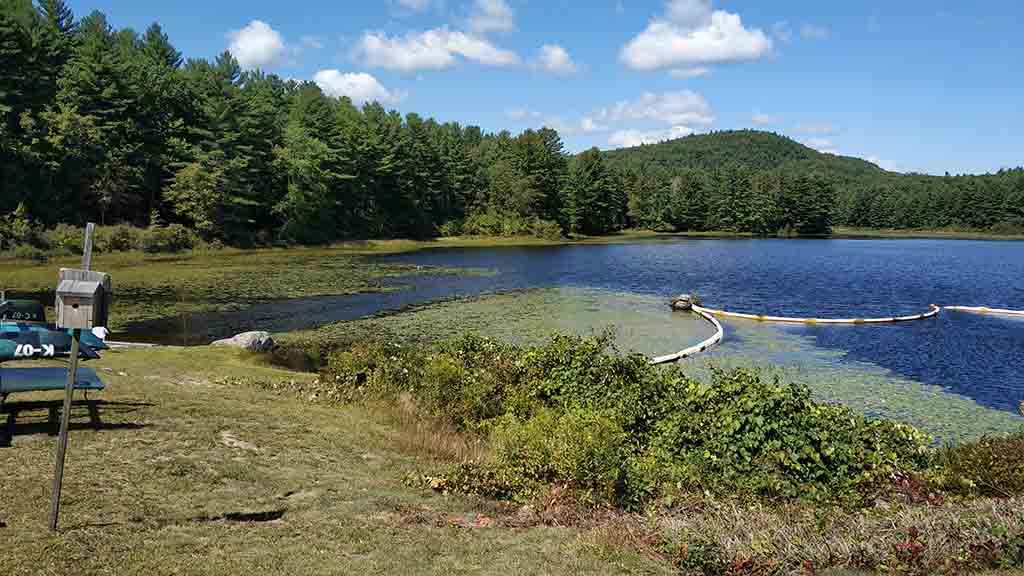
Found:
[375,238,1024,414]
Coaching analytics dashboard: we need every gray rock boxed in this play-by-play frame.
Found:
[212,331,276,353]
[670,293,700,311]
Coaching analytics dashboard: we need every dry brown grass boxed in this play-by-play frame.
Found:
[369,393,492,465]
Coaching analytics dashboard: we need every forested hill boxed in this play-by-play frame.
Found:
[602,130,885,179]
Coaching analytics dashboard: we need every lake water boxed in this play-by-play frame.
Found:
[373,239,1024,418]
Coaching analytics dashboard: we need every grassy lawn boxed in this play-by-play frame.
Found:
[0,347,666,576]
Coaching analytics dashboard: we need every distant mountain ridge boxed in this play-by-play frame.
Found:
[601,130,886,181]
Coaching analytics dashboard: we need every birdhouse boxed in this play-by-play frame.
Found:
[55,269,111,330]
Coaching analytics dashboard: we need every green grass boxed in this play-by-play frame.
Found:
[0,347,667,576]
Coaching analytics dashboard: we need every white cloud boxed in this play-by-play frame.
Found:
[620,0,772,71]
[751,112,780,125]
[609,126,694,148]
[794,122,836,135]
[508,89,713,140]
[355,28,520,71]
[800,24,830,40]
[227,20,287,69]
[467,0,515,34]
[533,44,577,75]
[772,21,792,43]
[597,90,714,126]
[668,67,709,79]
[313,70,404,105]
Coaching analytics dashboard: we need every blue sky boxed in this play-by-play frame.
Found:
[67,0,1023,175]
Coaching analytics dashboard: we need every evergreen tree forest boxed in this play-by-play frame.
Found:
[2,2,1022,251]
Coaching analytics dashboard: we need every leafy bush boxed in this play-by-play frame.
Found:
[95,224,143,252]
[44,223,85,254]
[139,224,198,253]
[437,220,463,237]
[639,367,932,505]
[461,210,533,237]
[531,218,564,240]
[1,203,44,250]
[6,244,50,262]
[319,333,938,508]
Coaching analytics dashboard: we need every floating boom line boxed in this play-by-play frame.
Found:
[651,306,724,365]
[691,303,942,325]
[944,306,1024,317]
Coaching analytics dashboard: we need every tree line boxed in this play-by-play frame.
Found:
[605,130,1024,235]
[2,2,1021,250]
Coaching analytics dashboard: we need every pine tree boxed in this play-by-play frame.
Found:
[565,148,615,235]
[141,23,181,68]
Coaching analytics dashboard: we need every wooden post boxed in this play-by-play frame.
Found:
[48,329,79,532]
[49,223,94,532]
[81,223,94,273]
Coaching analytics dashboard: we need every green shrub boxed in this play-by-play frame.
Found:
[490,410,558,488]
[549,407,627,503]
[95,224,143,252]
[437,220,463,237]
[506,332,687,442]
[321,342,426,403]
[0,203,44,250]
[642,367,932,504]
[43,223,85,254]
[483,406,630,503]
[139,224,198,253]
[6,244,50,262]
[461,210,533,237]
[531,218,563,240]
